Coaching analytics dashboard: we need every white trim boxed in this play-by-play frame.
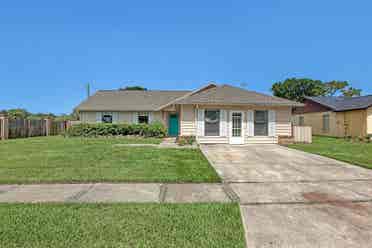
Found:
[220,109,227,137]
[268,110,276,137]
[197,109,205,136]
[132,112,138,124]
[247,110,254,137]
[96,112,102,123]
[229,111,245,144]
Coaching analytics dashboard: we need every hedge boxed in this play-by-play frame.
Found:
[65,122,167,138]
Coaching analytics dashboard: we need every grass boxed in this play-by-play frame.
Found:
[0,203,245,248]
[289,136,372,169]
[0,136,220,184]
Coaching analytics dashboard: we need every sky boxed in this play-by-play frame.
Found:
[1,0,371,114]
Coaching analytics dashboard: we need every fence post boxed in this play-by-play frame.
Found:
[0,114,9,140]
[45,118,52,136]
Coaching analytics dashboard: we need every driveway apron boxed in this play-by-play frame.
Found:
[201,144,372,248]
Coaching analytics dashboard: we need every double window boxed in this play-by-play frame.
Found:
[204,110,220,136]
[138,112,149,124]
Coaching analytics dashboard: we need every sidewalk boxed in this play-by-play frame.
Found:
[0,183,235,203]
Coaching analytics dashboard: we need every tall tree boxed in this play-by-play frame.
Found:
[271,78,327,102]
[120,86,147,91]
[324,80,349,96]
[341,87,362,97]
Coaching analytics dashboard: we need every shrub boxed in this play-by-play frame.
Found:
[177,136,196,146]
[65,121,167,138]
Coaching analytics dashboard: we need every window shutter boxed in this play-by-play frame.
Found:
[96,112,102,123]
[148,112,153,123]
[268,110,276,137]
[220,110,227,136]
[247,110,254,136]
[112,112,119,123]
[132,112,138,124]
[197,109,204,136]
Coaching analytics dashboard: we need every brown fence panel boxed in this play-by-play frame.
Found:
[50,121,67,136]
[28,119,45,137]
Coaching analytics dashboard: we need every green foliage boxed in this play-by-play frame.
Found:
[65,121,167,138]
[177,136,196,146]
[120,86,148,91]
[341,87,362,97]
[271,78,327,102]
[324,80,349,96]
[271,78,363,102]
[4,108,31,119]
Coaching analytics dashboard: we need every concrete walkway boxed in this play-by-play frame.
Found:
[201,144,372,248]
[0,183,233,203]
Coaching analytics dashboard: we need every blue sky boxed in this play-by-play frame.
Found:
[1,0,371,114]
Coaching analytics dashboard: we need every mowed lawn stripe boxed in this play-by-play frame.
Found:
[0,203,245,248]
[0,137,220,183]
[289,136,372,169]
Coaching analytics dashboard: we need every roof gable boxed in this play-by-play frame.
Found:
[174,84,302,107]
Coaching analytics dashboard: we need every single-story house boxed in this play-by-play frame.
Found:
[293,95,372,137]
[76,83,302,144]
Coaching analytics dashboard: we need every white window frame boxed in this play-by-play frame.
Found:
[137,112,149,124]
[101,112,113,123]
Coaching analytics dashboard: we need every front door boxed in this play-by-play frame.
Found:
[230,111,244,144]
[168,114,179,136]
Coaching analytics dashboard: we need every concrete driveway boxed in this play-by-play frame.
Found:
[201,144,372,248]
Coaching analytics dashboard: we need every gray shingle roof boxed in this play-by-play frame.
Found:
[174,84,303,107]
[76,90,190,111]
[306,95,372,111]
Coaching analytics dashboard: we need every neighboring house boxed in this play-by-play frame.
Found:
[76,83,302,144]
[293,95,372,138]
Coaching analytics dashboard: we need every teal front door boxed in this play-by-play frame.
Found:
[168,114,179,136]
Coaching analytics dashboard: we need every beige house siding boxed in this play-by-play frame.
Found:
[294,111,343,137]
[180,105,196,136]
[295,109,368,137]
[80,111,97,123]
[343,109,367,137]
[368,107,372,135]
[275,107,292,136]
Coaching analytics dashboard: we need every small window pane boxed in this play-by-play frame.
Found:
[205,110,220,136]
[323,114,330,132]
[138,112,149,124]
[102,113,113,123]
[299,116,305,126]
[232,113,242,137]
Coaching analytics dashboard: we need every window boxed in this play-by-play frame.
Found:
[205,110,220,136]
[299,116,305,126]
[322,114,330,132]
[138,112,149,124]
[254,110,268,136]
[232,112,242,137]
[102,112,113,123]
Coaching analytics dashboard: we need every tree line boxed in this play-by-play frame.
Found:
[271,78,362,102]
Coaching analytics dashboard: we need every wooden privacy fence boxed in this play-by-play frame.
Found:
[293,126,312,143]
[0,116,70,140]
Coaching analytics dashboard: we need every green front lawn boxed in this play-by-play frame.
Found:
[0,136,220,183]
[0,203,246,248]
[289,136,372,169]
